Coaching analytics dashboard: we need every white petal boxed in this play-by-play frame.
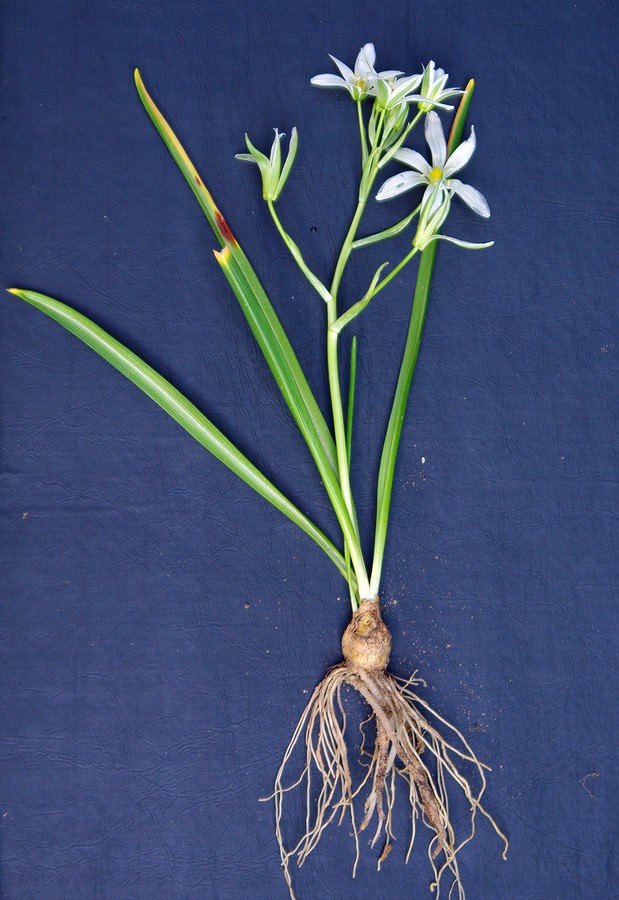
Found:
[444,127,476,176]
[449,179,491,217]
[433,72,449,93]
[329,55,355,84]
[376,171,427,200]
[421,99,456,112]
[425,111,447,167]
[388,73,423,103]
[374,79,390,107]
[393,147,432,175]
[433,235,494,249]
[377,69,404,79]
[270,129,283,168]
[356,43,376,76]
[311,74,348,88]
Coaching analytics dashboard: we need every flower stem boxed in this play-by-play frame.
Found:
[372,246,419,297]
[344,336,358,609]
[264,212,368,603]
[327,329,357,518]
[267,200,331,303]
[357,99,368,166]
[328,111,385,313]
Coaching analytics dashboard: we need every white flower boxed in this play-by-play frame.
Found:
[369,72,425,110]
[417,61,463,113]
[311,43,402,101]
[376,111,490,218]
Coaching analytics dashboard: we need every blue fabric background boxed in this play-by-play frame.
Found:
[1,1,617,897]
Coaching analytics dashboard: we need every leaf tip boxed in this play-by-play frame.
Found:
[7,288,23,298]
[213,246,232,265]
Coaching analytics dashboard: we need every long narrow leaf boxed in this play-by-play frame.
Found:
[133,70,338,482]
[133,71,370,587]
[369,82,476,594]
[8,288,349,580]
[213,247,366,585]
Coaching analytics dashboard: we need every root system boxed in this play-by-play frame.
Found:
[270,599,508,899]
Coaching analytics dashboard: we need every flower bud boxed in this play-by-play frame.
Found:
[235,127,298,202]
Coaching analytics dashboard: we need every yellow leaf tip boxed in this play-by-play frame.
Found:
[7,288,22,296]
[213,246,232,264]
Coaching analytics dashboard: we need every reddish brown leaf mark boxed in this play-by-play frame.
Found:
[215,210,238,246]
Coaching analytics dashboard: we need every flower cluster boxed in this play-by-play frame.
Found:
[236,44,492,253]
[312,45,491,249]
[311,44,461,113]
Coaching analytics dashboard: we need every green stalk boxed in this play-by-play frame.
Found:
[344,335,358,609]
[369,82,476,596]
[321,102,410,598]
[327,328,357,520]
[328,196,370,323]
[267,200,332,303]
[372,246,419,297]
[328,107,386,312]
[321,130,384,599]
[346,336,357,466]
[356,99,368,166]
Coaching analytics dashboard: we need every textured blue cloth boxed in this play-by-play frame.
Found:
[1,1,617,897]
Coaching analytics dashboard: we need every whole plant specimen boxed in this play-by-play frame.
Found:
[8,45,508,898]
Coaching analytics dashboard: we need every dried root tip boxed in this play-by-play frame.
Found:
[341,597,391,671]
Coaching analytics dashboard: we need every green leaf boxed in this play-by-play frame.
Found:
[133,71,337,478]
[446,79,475,151]
[8,288,350,580]
[369,81,477,595]
[212,250,365,570]
[133,70,367,586]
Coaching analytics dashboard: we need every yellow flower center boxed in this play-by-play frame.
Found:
[429,167,443,183]
[355,77,366,90]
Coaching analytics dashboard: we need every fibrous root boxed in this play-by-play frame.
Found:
[269,599,508,899]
